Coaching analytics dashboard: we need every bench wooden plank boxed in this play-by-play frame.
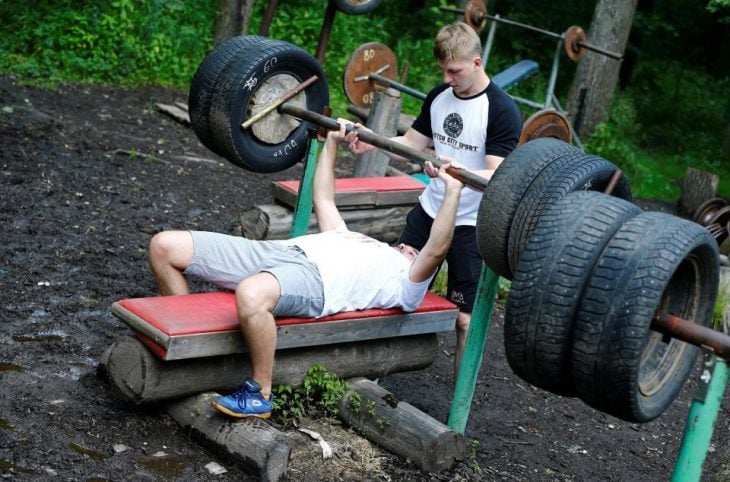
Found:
[273,177,425,210]
[113,292,457,361]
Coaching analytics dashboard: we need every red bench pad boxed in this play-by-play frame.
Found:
[277,176,426,194]
[113,292,458,360]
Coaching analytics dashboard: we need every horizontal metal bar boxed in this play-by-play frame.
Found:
[368,73,427,101]
[652,312,730,360]
[278,104,489,192]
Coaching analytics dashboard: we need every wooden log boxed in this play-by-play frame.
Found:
[338,377,467,473]
[166,392,289,482]
[347,103,415,136]
[100,334,438,404]
[677,167,720,218]
[240,203,412,243]
[353,88,403,177]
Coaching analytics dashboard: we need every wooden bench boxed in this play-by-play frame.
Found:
[113,291,458,361]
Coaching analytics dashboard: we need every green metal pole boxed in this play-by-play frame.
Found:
[447,264,500,433]
[672,352,729,481]
[289,137,322,238]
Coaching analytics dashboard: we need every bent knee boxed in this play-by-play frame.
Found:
[235,275,280,318]
[149,231,193,268]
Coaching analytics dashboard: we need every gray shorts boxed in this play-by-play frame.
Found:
[184,231,324,317]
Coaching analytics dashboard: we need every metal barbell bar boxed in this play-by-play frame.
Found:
[440,2,623,61]
[278,103,489,192]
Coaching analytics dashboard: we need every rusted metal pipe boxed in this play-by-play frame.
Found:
[315,0,338,63]
[258,0,280,36]
[603,168,623,195]
[652,312,730,360]
[439,6,623,60]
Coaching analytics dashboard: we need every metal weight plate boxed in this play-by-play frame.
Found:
[343,42,398,108]
[693,197,729,226]
[518,109,572,145]
[465,0,488,33]
[564,25,587,62]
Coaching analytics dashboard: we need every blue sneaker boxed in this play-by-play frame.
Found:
[211,377,273,419]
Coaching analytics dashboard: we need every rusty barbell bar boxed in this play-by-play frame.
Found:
[440,5,623,60]
[278,104,490,192]
[653,313,730,360]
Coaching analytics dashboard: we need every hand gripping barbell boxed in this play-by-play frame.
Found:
[190,38,728,420]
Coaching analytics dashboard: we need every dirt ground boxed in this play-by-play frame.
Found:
[2,74,730,481]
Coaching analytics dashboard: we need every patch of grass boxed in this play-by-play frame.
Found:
[272,364,353,423]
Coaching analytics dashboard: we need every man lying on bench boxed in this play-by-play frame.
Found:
[147,119,465,419]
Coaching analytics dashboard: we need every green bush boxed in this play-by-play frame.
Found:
[0,0,215,87]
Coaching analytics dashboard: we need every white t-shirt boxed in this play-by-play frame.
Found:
[411,82,522,225]
[288,226,432,317]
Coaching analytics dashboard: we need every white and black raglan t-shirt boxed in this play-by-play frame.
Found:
[411,82,522,226]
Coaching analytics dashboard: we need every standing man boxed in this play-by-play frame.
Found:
[148,121,465,419]
[347,21,522,376]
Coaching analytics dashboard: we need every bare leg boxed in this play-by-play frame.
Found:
[235,272,281,400]
[454,310,471,379]
[148,231,194,295]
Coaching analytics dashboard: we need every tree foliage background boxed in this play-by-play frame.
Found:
[0,0,728,200]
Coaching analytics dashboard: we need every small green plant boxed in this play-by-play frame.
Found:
[713,280,729,332]
[467,439,483,475]
[496,277,511,309]
[272,364,351,423]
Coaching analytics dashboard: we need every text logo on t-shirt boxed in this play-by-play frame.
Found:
[443,113,463,138]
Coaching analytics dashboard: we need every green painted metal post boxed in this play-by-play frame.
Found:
[289,137,322,238]
[447,264,500,433]
[671,352,729,481]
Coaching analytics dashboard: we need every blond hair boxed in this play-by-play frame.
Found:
[433,21,482,62]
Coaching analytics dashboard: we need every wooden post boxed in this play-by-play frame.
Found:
[677,167,720,218]
[100,334,439,404]
[338,377,467,473]
[166,392,290,482]
[352,88,403,177]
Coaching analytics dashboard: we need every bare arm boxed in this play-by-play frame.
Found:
[312,121,348,232]
[408,162,464,283]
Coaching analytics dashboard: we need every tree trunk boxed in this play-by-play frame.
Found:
[213,0,255,45]
[565,0,638,137]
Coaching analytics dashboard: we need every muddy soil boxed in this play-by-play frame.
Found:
[1,74,730,481]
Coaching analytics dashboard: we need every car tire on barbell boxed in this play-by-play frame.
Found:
[208,38,329,172]
[504,191,641,395]
[476,138,584,279]
[571,212,720,422]
[507,153,632,276]
[333,0,383,15]
[189,35,273,157]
